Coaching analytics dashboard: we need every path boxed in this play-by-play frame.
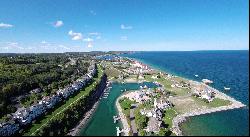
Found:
[130,104,138,136]
[116,94,131,136]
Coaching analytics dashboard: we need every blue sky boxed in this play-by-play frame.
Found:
[0,0,249,53]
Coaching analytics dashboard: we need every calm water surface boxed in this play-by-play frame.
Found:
[124,50,249,136]
[78,82,157,136]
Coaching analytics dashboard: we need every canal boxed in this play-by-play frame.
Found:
[78,82,157,136]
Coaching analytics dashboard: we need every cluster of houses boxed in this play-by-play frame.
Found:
[123,60,155,75]
[141,98,173,133]
[0,63,97,136]
[123,85,173,134]
[191,82,216,102]
[170,80,191,89]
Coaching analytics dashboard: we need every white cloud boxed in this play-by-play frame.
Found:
[58,45,70,50]
[120,36,128,41]
[68,30,83,40]
[90,10,96,15]
[53,20,63,28]
[0,42,24,50]
[88,32,100,36]
[0,46,10,50]
[41,41,47,44]
[121,24,133,30]
[0,23,13,28]
[87,42,93,48]
[88,32,101,40]
[83,37,94,42]
[96,36,101,40]
[26,46,34,50]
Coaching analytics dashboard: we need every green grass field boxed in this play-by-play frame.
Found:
[23,65,104,136]
[191,96,231,108]
[104,67,120,78]
[163,108,178,129]
[144,74,190,96]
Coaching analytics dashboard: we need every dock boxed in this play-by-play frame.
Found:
[113,115,121,123]
[116,127,128,136]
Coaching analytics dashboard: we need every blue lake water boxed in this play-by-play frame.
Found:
[123,50,249,136]
[78,82,158,136]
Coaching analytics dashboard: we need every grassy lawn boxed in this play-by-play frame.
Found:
[163,108,178,129]
[171,88,190,96]
[144,74,190,96]
[144,75,172,89]
[104,67,120,78]
[23,65,103,136]
[191,96,232,108]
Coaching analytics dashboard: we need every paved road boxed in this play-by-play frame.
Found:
[130,104,138,136]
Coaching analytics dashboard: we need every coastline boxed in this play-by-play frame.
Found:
[171,80,246,136]
[67,80,110,136]
[122,56,247,136]
[67,97,101,136]
[115,92,131,136]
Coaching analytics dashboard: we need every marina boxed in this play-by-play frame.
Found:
[78,82,158,136]
[113,116,121,123]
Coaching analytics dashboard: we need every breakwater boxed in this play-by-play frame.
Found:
[171,81,246,136]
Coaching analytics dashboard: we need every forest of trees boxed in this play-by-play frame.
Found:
[0,53,92,119]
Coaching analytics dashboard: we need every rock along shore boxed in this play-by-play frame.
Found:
[171,80,246,136]
[67,76,108,136]
[123,57,246,136]
[116,92,131,136]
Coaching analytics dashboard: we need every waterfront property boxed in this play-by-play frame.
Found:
[96,54,247,136]
[0,63,98,136]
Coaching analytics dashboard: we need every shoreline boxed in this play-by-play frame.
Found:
[172,80,247,136]
[115,92,131,136]
[121,56,247,136]
[67,98,101,136]
[171,81,246,136]
[67,81,111,136]
[171,101,246,136]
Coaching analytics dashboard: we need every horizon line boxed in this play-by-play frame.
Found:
[0,49,249,54]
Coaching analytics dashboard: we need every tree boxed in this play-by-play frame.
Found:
[135,109,148,130]
[139,130,146,136]
[119,98,133,110]
[158,128,168,136]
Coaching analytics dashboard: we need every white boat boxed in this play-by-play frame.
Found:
[195,74,199,77]
[224,87,230,91]
[202,79,213,84]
